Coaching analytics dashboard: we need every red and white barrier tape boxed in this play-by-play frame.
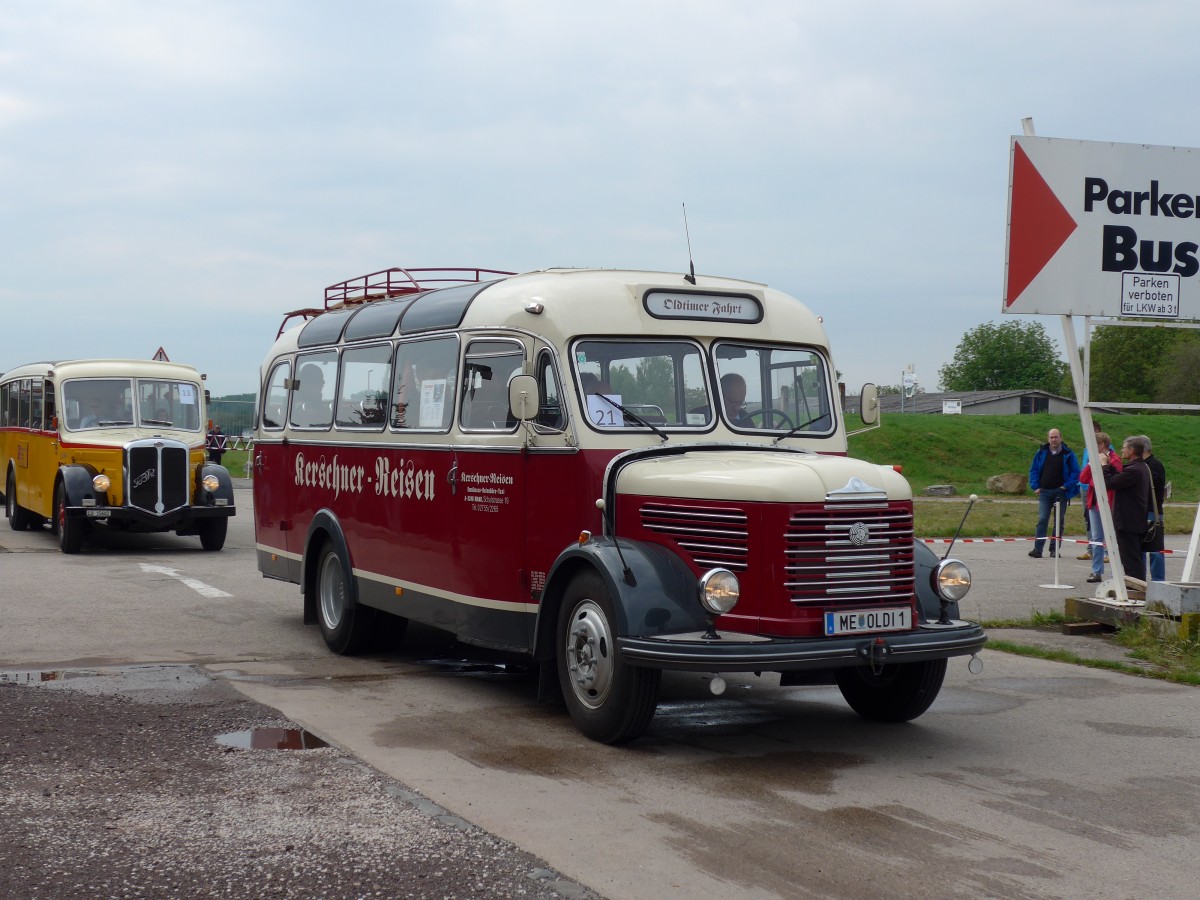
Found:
[920,536,1175,553]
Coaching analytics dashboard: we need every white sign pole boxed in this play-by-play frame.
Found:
[1060,314,1126,600]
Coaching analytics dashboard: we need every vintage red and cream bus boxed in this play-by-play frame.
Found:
[253,266,984,743]
[1,359,236,553]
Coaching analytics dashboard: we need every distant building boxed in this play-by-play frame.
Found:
[866,390,1115,416]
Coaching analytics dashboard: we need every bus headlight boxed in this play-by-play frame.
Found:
[698,568,740,616]
[934,559,971,602]
[202,474,220,493]
[92,474,111,493]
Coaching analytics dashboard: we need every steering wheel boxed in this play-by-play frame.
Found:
[748,408,795,429]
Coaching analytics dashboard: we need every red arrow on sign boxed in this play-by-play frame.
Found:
[1005,143,1078,306]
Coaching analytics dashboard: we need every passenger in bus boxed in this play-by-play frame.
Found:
[721,373,755,428]
[80,399,105,428]
[294,365,331,426]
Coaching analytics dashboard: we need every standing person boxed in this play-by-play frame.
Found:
[1078,432,1121,583]
[208,425,226,464]
[1106,436,1152,582]
[1077,419,1103,559]
[1027,428,1081,558]
[1138,434,1167,581]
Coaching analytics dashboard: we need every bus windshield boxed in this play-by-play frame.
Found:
[713,341,834,434]
[573,339,709,430]
[64,378,201,431]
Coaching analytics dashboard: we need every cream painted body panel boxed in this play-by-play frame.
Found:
[614,450,910,503]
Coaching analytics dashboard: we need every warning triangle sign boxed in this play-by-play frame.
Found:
[152,347,170,362]
[1005,144,1078,306]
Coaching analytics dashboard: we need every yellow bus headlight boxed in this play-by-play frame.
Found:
[202,474,220,492]
[92,474,111,493]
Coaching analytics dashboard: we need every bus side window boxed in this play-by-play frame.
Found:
[290,352,336,429]
[460,340,524,431]
[392,335,458,431]
[335,344,391,429]
[262,360,290,431]
[536,351,564,431]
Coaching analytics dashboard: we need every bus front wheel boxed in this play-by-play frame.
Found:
[834,658,947,722]
[54,482,84,554]
[197,517,227,552]
[315,541,373,655]
[556,571,660,744]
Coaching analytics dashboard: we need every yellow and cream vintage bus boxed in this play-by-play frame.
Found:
[0,359,235,553]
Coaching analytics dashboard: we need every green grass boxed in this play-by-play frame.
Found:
[850,411,1198,501]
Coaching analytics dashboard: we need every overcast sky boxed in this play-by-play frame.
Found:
[5,1,1200,397]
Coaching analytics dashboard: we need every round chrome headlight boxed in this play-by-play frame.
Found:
[934,558,971,602]
[202,474,220,492]
[92,474,111,493]
[698,568,740,616]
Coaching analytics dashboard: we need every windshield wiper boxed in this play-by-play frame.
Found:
[142,418,173,427]
[98,419,134,427]
[593,395,669,443]
[771,411,831,445]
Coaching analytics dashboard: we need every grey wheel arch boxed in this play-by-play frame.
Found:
[302,509,354,626]
[534,538,707,663]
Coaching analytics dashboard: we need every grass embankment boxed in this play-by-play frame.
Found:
[850,412,1197,536]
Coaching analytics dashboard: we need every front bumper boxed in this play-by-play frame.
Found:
[617,622,986,672]
[68,502,235,533]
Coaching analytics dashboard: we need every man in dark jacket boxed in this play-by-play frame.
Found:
[1027,428,1081,558]
[1137,434,1167,581]
[1106,436,1152,581]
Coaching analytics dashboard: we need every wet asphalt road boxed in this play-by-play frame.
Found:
[2,486,1199,899]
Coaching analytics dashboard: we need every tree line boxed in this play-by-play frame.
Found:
[933,319,1200,406]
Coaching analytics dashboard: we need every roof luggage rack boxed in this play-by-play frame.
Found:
[277,266,514,337]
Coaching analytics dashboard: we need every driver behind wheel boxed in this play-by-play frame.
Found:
[720,373,755,428]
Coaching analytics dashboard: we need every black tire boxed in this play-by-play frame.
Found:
[197,517,228,552]
[54,482,84,554]
[315,541,373,655]
[835,658,948,723]
[557,570,660,744]
[6,471,33,532]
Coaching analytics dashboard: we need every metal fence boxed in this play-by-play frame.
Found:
[207,399,255,445]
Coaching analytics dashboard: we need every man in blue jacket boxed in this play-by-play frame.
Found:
[1028,428,1081,558]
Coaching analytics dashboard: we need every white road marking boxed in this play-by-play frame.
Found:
[139,563,232,598]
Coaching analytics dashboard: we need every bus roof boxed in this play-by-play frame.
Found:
[272,267,829,356]
[1,359,205,383]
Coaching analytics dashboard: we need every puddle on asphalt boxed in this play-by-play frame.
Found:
[216,727,330,750]
[416,658,530,678]
[0,669,102,684]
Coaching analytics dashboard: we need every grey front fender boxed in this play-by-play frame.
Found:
[534,538,708,662]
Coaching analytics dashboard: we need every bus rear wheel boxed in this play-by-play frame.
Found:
[54,482,84,554]
[315,541,373,655]
[834,658,947,722]
[6,471,33,531]
[556,571,660,744]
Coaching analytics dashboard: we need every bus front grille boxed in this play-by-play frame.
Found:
[784,500,914,606]
[126,442,190,515]
[640,502,749,571]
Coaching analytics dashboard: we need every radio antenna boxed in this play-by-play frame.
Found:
[682,203,696,284]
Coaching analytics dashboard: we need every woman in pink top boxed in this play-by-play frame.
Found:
[1079,431,1123,583]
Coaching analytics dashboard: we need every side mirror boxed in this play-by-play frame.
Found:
[508,374,540,422]
[860,383,879,426]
